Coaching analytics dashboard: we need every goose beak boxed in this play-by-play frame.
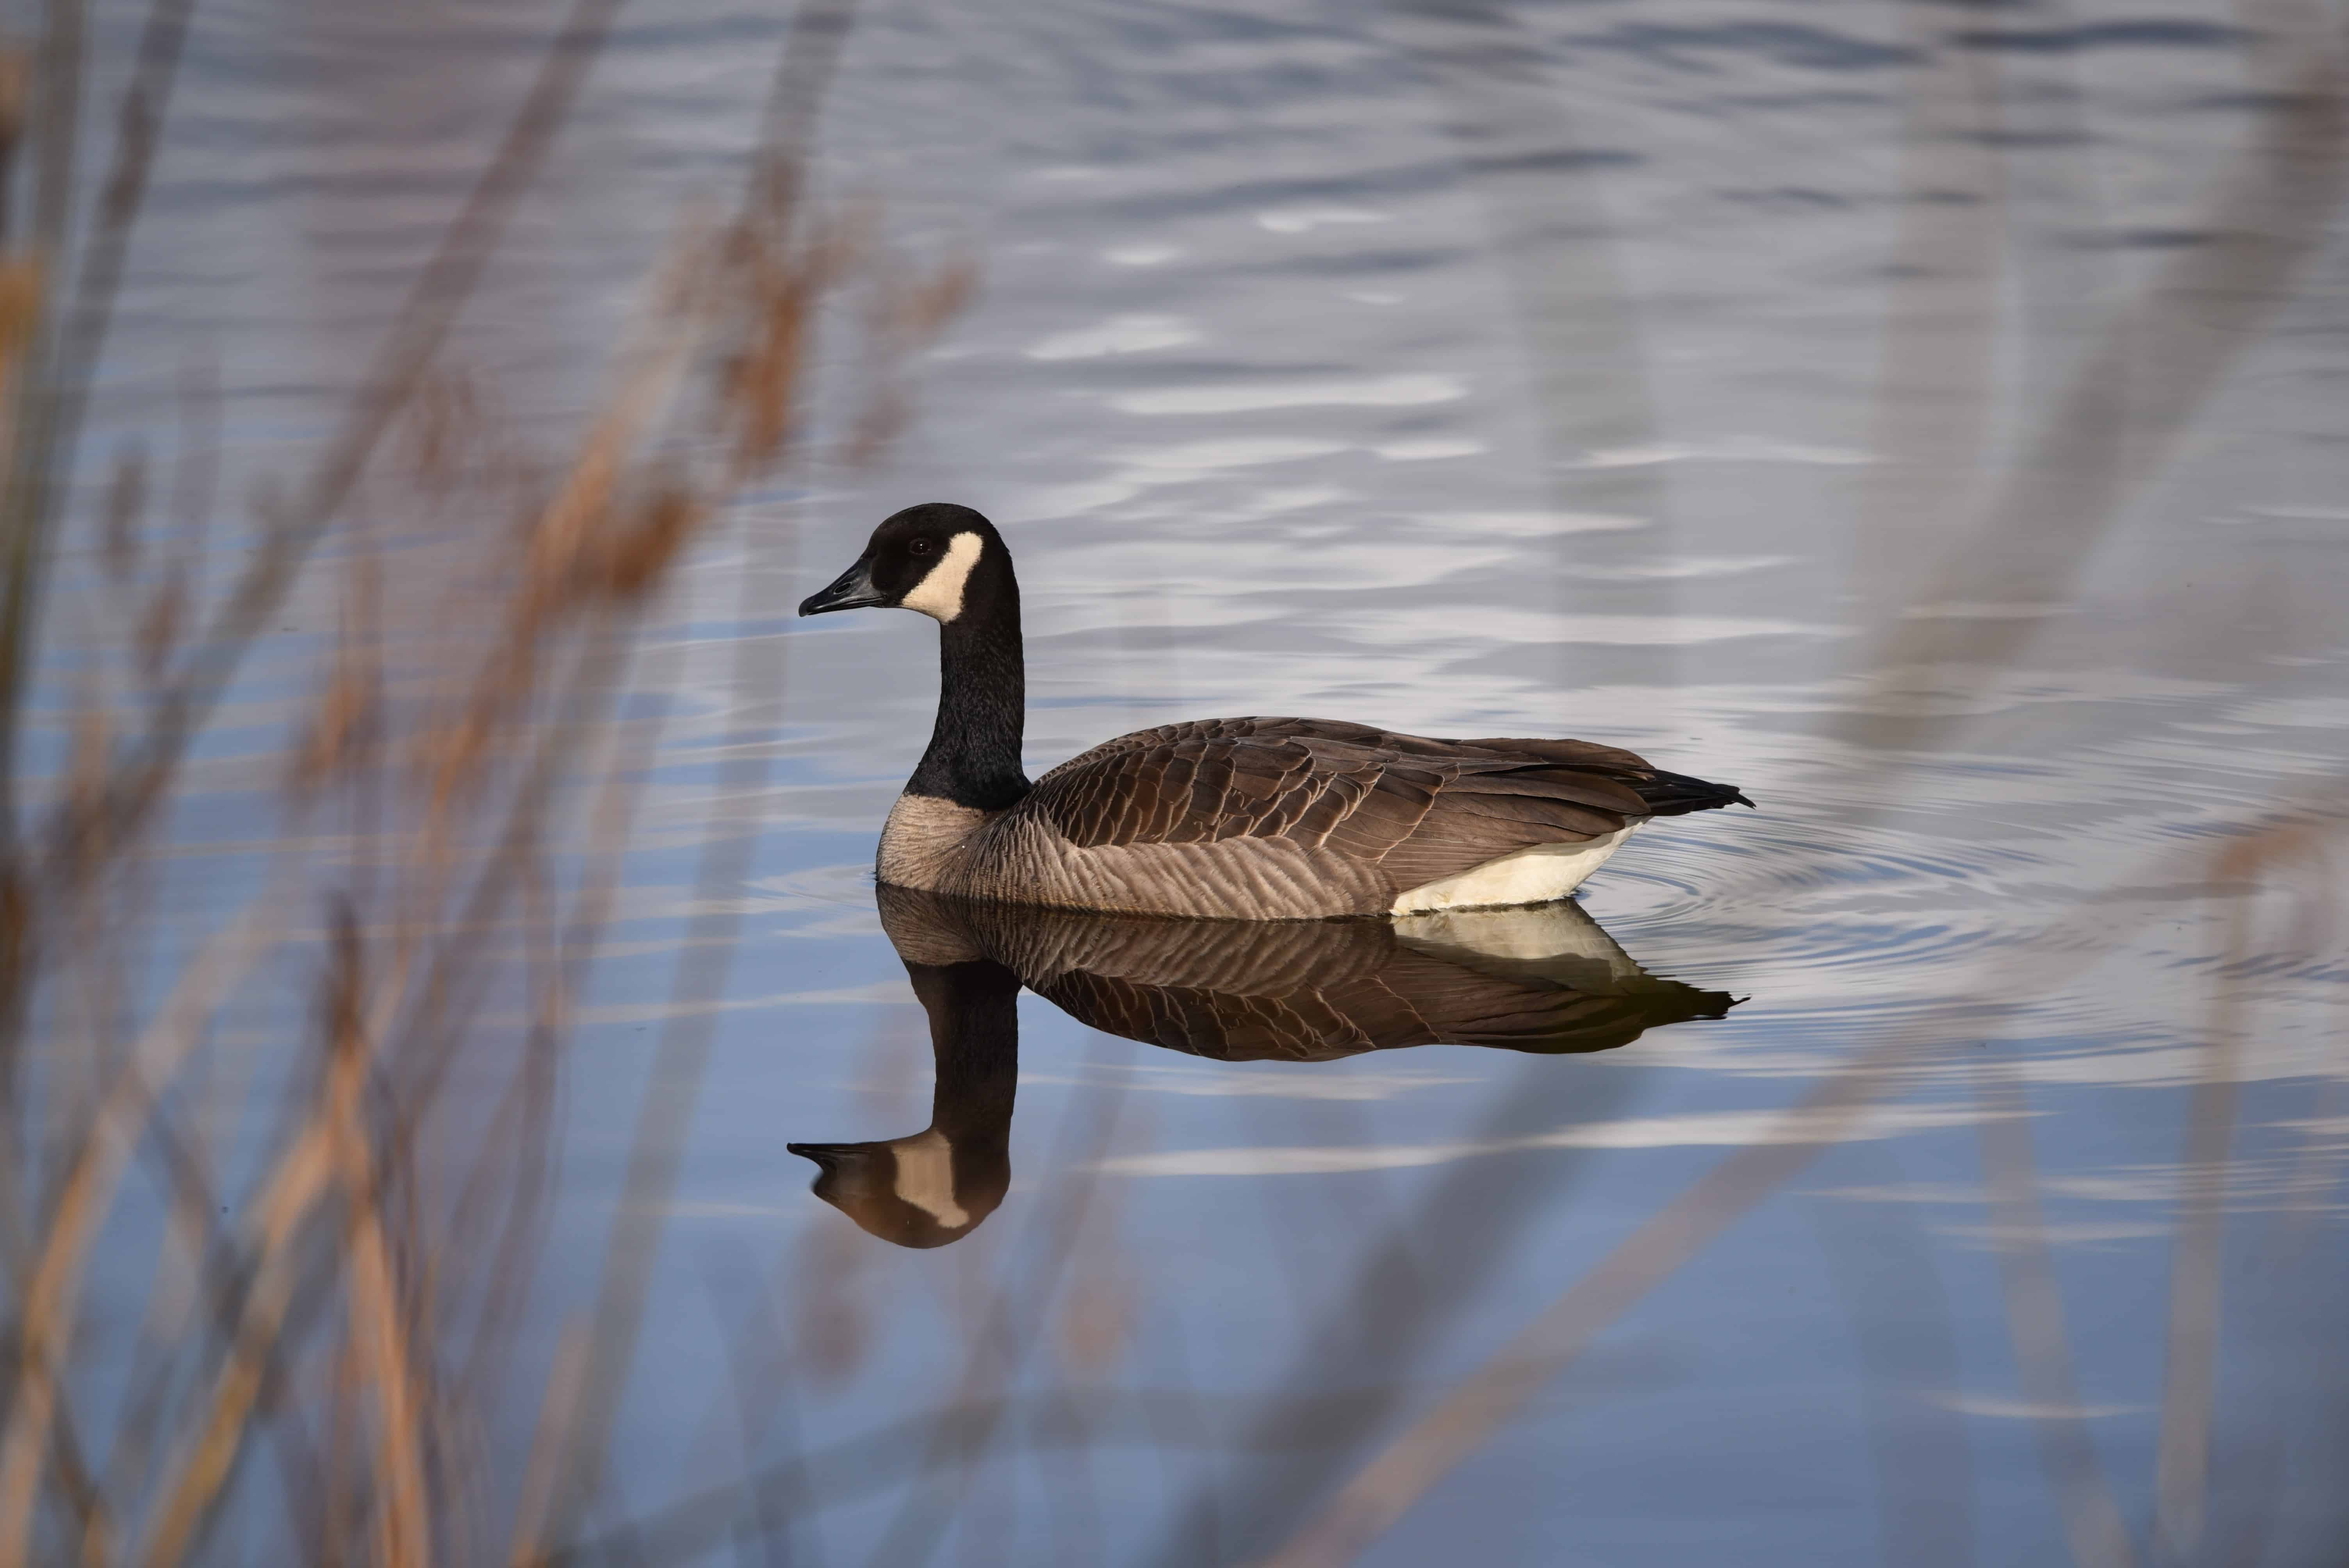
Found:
[798,558,885,617]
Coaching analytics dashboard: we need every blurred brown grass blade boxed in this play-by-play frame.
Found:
[2155,816,2339,1557]
[134,1124,338,1568]
[1809,1145,1974,1568]
[1841,39,2349,754]
[1386,0,1675,693]
[39,0,636,907]
[0,0,197,837]
[318,909,428,1568]
[0,880,291,1568]
[1853,2,2006,606]
[857,1050,1132,1568]
[1255,1056,1896,1568]
[1972,1060,2139,1568]
[1252,788,2348,1568]
[507,1321,591,1568]
[1145,1055,1646,1568]
[549,1385,1403,1566]
[532,0,890,1541]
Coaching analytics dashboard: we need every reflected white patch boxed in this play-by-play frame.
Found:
[900,532,984,622]
[1095,1104,2001,1177]
[1256,205,1392,233]
[1027,314,1199,361]
[1102,243,1182,266]
[892,1130,969,1228]
[1397,901,1639,971]
[1114,374,1464,416]
[1392,828,1634,914]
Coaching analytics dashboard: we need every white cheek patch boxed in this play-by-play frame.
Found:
[892,1129,970,1228]
[899,532,984,623]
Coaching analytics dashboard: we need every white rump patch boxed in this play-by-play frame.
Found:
[1390,825,1635,915]
[891,1129,969,1228]
[900,531,984,622]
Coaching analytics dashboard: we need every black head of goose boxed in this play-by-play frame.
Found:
[800,502,1753,920]
[788,885,1734,1248]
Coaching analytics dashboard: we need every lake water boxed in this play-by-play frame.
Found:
[55,0,2349,1562]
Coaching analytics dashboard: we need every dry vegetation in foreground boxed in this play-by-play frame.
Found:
[0,0,969,1561]
[0,0,2342,1564]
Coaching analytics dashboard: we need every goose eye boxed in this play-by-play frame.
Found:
[908,538,934,556]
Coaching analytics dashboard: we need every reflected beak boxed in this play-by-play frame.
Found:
[798,558,885,617]
[787,1142,856,1174]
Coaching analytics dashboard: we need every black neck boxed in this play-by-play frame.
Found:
[906,579,1030,811]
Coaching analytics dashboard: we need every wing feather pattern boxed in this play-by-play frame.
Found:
[1019,716,1745,905]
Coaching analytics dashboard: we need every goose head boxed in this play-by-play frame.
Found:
[786,1128,1009,1249]
[797,502,1009,624]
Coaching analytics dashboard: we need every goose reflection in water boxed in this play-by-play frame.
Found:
[788,887,1736,1248]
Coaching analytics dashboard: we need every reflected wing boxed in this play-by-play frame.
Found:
[948,894,1734,1063]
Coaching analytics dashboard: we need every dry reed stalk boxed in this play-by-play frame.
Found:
[1250,784,2348,1568]
[0,0,935,1549]
[0,0,192,871]
[1852,0,2005,605]
[857,1061,1134,1568]
[1971,1060,2139,1568]
[0,880,294,1568]
[134,1123,338,1568]
[503,1320,591,1568]
[416,224,721,846]
[2154,816,2340,1555]
[319,913,429,1568]
[25,0,635,927]
[1841,36,2349,757]
[1254,1055,1898,1568]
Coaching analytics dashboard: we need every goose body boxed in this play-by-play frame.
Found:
[800,503,1751,920]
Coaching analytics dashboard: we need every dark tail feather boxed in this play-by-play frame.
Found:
[1634,768,1754,816]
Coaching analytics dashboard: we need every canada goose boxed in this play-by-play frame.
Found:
[799,503,1752,919]
[788,886,1733,1247]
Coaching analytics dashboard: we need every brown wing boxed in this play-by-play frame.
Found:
[1023,716,1654,893]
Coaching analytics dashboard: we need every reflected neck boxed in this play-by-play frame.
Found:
[907,573,1028,812]
[905,959,1021,1148]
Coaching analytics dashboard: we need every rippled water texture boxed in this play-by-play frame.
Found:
[64,0,2349,1561]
